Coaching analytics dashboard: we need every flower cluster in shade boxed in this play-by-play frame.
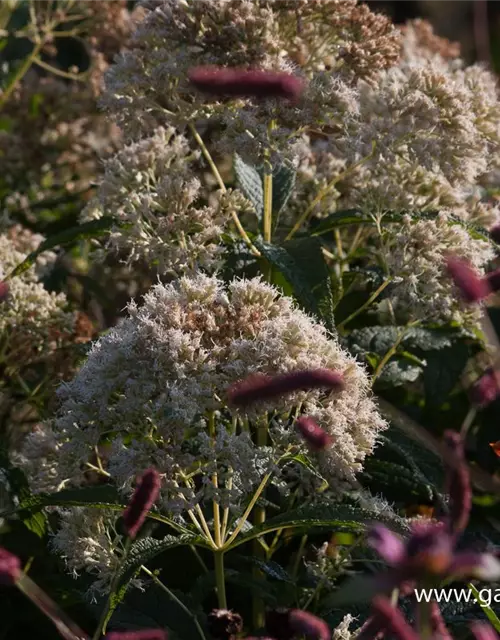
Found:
[81,126,252,275]
[14,274,386,592]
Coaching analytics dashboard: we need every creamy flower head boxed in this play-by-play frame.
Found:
[24,275,385,503]
[81,127,246,275]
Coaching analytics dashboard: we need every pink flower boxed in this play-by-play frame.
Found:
[295,416,333,451]
[446,257,490,303]
[0,281,8,303]
[0,546,21,586]
[471,622,499,640]
[122,469,161,539]
[470,370,500,408]
[188,66,304,102]
[227,369,344,408]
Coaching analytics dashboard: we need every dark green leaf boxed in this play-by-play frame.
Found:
[270,163,296,219]
[234,154,263,217]
[423,342,470,407]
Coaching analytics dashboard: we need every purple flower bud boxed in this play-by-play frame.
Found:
[471,622,499,640]
[0,281,9,303]
[429,601,452,640]
[470,369,500,408]
[288,610,330,640]
[122,468,161,539]
[490,224,500,244]
[0,546,21,585]
[188,66,304,102]
[227,369,344,408]
[370,597,419,640]
[486,268,500,293]
[442,430,471,536]
[207,609,243,640]
[295,416,333,451]
[105,630,167,640]
[450,551,500,580]
[404,523,454,578]
[446,257,490,303]
[367,525,406,566]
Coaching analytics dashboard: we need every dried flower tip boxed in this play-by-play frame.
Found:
[188,66,304,102]
[122,468,161,539]
[208,609,243,640]
[370,597,419,640]
[288,610,330,640]
[446,257,490,303]
[470,623,499,640]
[442,430,471,536]
[0,547,21,585]
[227,369,344,408]
[105,631,167,640]
[470,370,500,408]
[0,281,9,303]
[265,608,293,640]
[295,416,334,451]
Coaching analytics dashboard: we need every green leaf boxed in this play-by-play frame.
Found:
[469,583,500,632]
[311,209,369,235]
[362,459,434,503]
[423,342,470,407]
[270,163,296,219]
[375,359,422,389]
[234,153,263,217]
[251,559,293,583]
[116,534,203,588]
[7,217,114,278]
[256,237,335,329]
[227,503,409,550]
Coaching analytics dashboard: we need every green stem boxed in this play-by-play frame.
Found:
[263,167,273,243]
[141,565,207,640]
[0,40,43,109]
[337,279,391,332]
[214,551,228,609]
[224,471,273,547]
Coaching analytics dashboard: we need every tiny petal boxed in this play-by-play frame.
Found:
[0,546,21,585]
[295,416,333,451]
[227,369,344,408]
[369,597,419,640]
[470,370,500,408]
[471,622,499,640]
[405,523,454,577]
[188,66,304,102]
[0,281,9,303]
[367,525,406,566]
[122,468,161,539]
[442,430,471,536]
[451,552,500,580]
[105,631,167,640]
[446,257,490,303]
[289,610,330,640]
[208,609,243,640]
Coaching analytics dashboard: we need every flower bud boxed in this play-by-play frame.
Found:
[442,430,471,536]
[0,547,21,586]
[227,369,344,408]
[123,468,161,539]
[470,622,499,640]
[0,281,9,303]
[105,631,167,640]
[446,257,490,303]
[288,610,330,640]
[207,609,243,640]
[470,370,500,408]
[188,66,304,102]
[295,416,333,451]
[369,597,419,640]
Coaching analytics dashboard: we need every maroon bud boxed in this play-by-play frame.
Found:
[370,597,419,640]
[265,608,293,640]
[446,257,490,303]
[105,631,167,640]
[470,369,500,408]
[429,602,452,640]
[0,281,9,303]
[486,268,500,293]
[188,66,304,102]
[0,546,21,585]
[207,609,243,640]
[490,224,500,244]
[227,369,344,408]
[288,610,330,640]
[470,623,499,640]
[295,416,333,451]
[122,468,161,539]
[442,431,471,537]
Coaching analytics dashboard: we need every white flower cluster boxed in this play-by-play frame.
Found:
[15,275,386,589]
[82,126,250,275]
[0,228,74,360]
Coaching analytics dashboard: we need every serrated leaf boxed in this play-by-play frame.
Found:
[228,502,409,550]
[423,342,470,407]
[375,359,422,389]
[234,153,263,217]
[362,459,434,502]
[256,237,334,329]
[116,534,203,588]
[312,209,369,235]
[251,559,293,582]
[6,217,114,278]
[270,163,296,219]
